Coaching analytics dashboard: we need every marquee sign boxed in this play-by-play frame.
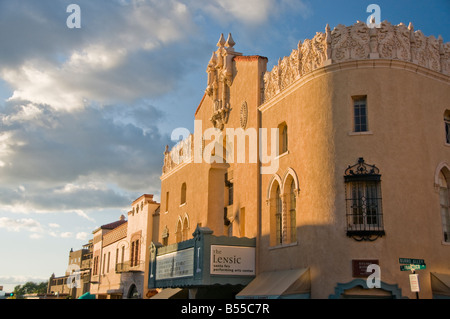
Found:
[210,245,255,276]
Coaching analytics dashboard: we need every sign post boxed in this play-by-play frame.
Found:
[399,258,426,299]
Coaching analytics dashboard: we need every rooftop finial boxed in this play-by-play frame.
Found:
[225,33,235,48]
[217,33,225,47]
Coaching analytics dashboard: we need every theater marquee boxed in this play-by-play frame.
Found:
[210,245,255,276]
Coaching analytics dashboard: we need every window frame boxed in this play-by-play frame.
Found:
[352,96,368,133]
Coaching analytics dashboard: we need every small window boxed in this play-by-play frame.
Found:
[444,110,450,144]
[165,191,169,212]
[278,122,288,154]
[180,183,187,205]
[353,96,368,132]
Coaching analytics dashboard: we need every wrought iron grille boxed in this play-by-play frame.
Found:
[344,158,384,241]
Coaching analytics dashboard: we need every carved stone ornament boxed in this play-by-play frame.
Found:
[263,21,450,103]
[206,33,242,130]
[240,101,248,129]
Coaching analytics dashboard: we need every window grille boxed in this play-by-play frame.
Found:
[345,158,384,241]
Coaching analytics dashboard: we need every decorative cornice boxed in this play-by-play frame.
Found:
[162,134,193,177]
[234,55,268,62]
[263,21,450,103]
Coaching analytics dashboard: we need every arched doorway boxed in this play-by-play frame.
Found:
[127,284,140,299]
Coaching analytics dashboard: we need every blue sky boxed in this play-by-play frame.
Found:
[0,0,449,292]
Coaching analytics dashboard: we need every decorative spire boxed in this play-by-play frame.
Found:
[225,33,235,48]
[217,33,225,47]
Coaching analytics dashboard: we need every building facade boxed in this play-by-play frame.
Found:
[152,21,450,299]
[47,240,92,299]
[90,194,160,299]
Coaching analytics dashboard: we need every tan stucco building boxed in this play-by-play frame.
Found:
[90,194,159,299]
[152,20,450,299]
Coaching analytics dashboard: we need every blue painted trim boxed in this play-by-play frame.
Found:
[329,279,404,299]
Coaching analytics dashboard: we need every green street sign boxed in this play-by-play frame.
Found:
[400,264,426,271]
[399,258,425,265]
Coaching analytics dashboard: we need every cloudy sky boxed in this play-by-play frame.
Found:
[0,0,449,292]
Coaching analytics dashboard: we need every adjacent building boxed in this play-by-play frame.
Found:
[90,194,160,299]
[48,194,160,299]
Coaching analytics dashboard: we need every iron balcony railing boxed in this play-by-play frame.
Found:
[115,261,144,273]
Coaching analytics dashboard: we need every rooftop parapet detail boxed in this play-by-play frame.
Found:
[263,21,450,102]
[162,134,193,175]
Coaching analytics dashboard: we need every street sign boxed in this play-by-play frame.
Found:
[400,264,426,271]
[399,258,425,265]
[409,274,420,292]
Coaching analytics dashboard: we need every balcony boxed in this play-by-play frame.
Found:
[115,261,144,273]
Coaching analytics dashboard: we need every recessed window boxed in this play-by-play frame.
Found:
[289,180,297,243]
[444,110,450,144]
[353,96,368,132]
[439,169,450,242]
[165,191,169,212]
[275,185,282,245]
[180,183,187,205]
[278,122,288,154]
[344,157,384,241]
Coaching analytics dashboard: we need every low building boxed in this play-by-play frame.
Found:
[90,194,160,299]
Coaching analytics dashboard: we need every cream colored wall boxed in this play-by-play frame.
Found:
[128,195,160,298]
[158,56,267,244]
[259,60,450,299]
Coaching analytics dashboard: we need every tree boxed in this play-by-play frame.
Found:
[13,281,48,296]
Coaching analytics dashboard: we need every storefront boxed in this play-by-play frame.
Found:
[148,226,256,299]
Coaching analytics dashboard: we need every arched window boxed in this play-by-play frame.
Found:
[176,219,182,243]
[275,185,282,245]
[289,180,297,243]
[439,169,450,242]
[180,183,186,205]
[182,216,189,241]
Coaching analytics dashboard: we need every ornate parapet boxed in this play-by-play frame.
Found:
[263,21,450,102]
[162,134,193,175]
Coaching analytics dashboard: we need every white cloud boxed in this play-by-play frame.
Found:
[0,217,44,233]
[60,232,73,238]
[76,232,88,241]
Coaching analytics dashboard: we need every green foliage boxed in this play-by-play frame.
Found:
[13,281,48,296]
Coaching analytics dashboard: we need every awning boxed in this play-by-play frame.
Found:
[78,292,96,299]
[431,272,450,297]
[236,268,310,299]
[106,289,123,295]
[150,288,188,299]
